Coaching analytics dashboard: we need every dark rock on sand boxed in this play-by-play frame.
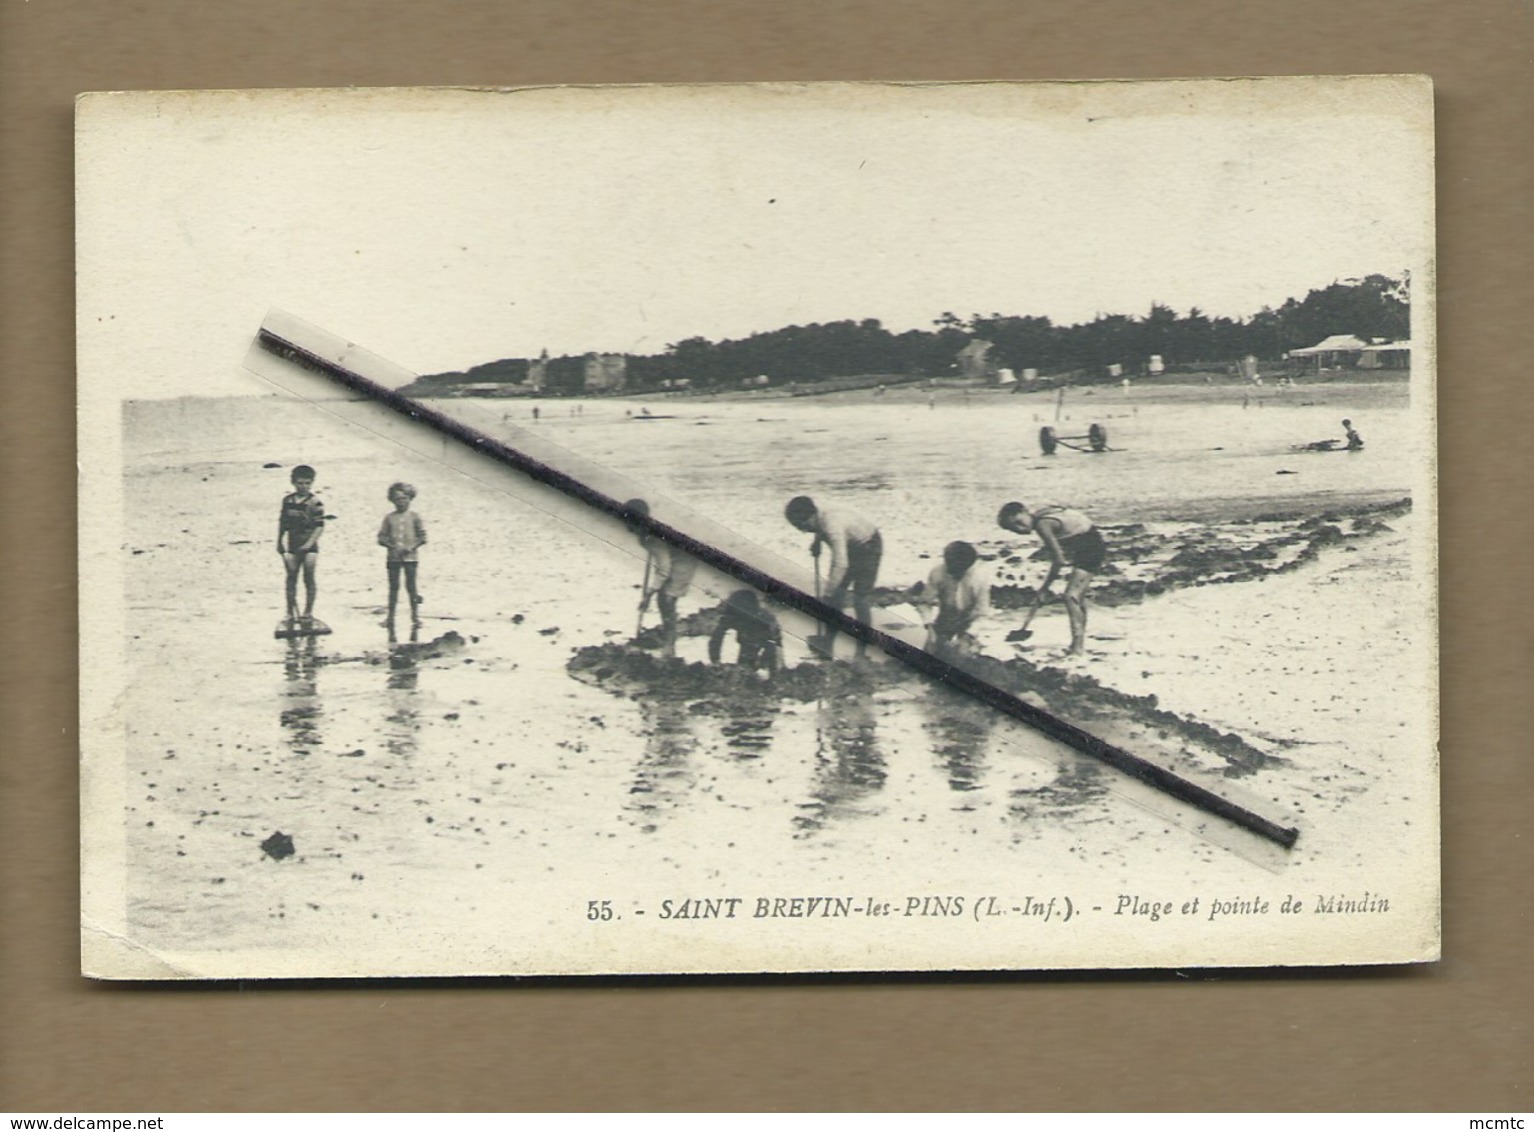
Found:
[260,831,295,860]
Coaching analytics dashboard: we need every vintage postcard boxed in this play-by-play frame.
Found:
[78,79,1437,978]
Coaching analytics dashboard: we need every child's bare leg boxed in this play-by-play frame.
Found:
[657,592,678,656]
[1064,569,1091,655]
[300,555,318,619]
[385,561,401,625]
[820,582,850,656]
[851,584,873,657]
[283,553,301,619]
[404,562,421,626]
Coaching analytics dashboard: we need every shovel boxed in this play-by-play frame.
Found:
[635,556,652,638]
[806,542,832,658]
[1007,586,1050,643]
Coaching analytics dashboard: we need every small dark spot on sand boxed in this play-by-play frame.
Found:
[539,627,560,636]
[263,462,281,469]
[261,831,295,860]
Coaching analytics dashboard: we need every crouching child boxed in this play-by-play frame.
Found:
[918,540,991,658]
[708,590,783,676]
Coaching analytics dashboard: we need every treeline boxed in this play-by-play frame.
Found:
[965,273,1409,378]
[627,319,970,388]
[424,273,1409,393]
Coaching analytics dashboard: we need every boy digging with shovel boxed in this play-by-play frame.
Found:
[997,500,1106,658]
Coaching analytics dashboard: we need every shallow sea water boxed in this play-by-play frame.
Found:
[117,384,1419,967]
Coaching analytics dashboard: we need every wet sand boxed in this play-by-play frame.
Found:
[107,379,1434,974]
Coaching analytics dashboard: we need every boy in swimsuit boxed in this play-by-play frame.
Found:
[997,500,1106,657]
[784,495,883,658]
[1343,419,1364,450]
[276,464,324,626]
[378,481,427,630]
[708,589,783,675]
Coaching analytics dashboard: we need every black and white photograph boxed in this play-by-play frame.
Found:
[77,79,1438,978]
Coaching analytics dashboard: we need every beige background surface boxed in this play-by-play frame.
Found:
[2,0,1529,1112]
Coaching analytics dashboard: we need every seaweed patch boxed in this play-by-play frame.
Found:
[989,497,1409,609]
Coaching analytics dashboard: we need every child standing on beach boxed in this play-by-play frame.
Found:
[378,482,427,629]
[622,498,697,657]
[277,464,324,627]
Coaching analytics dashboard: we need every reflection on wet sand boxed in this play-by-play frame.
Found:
[385,619,420,649]
[627,699,699,832]
[795,696,887,835]
[921,687,996,792]
[720,701,778,756]
[279,637,322,755]
[383,631,422,760]
[1007,754,1111,829]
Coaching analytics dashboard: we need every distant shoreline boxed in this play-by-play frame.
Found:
[624,373,1414,411]
[408,368,1411,405]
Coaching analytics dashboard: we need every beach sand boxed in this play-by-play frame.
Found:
[98,379,1436,975]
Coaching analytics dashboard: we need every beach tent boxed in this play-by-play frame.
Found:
[1288,334,1372,371]
[1289,334,1372,356]
[1357,340,1411,369]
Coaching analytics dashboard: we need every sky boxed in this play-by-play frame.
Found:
[76,79,1433,397]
